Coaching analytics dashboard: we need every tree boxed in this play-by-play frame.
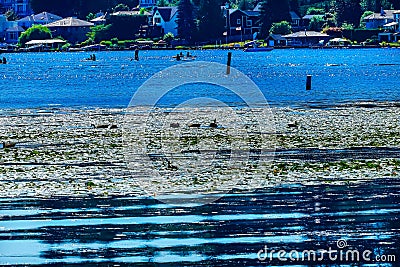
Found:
[259,0,291,38]
[18,25,52,46]
[359,10,374,28]
[197,0,225,41]
[269,21,292,35]
[29,0,139,19]
[107,14,147,40]
[157,0,169,6]
[309,16,325,31]
[289,0,299,13]
[163,32,174,44]
[306,7,325,15]
[176,0,196,41]
[113,3,130,12]
[335,0,361,27]
[238,0,248,10]
[86,24,112,43]
[5,9,18,21]
[86,12,96,21]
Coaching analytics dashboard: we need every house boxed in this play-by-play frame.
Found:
[150,6,178,36]
[45,17,94,44]
[266,34,287,47]
[363,9,400,29]
[5,25,24,43]
[0,14,22,43]
[290,11,301,29]
[17,12,62,29]
[226,9,260,37]
[0,0,32,17]
[139,0,157,8]
[283,30,330,46]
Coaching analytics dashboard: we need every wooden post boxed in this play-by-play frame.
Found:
[226,52,232,75]
[135,49,139,61]
[306,75,312,90]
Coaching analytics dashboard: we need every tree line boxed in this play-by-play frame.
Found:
[27,0,400,44]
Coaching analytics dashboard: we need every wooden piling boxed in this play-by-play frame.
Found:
[226,52,232,75]
[306,75,312,90]
[135,49,139,61]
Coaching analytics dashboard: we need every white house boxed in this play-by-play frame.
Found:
[17,12,62,29]
[151,6,178,36]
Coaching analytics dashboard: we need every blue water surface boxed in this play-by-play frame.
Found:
[0,48,400,109]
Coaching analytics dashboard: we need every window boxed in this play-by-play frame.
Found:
[237,19,241,25]
[155,17,161,24]
[246,19,252,27]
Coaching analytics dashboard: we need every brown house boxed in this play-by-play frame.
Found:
[45,17,94,44]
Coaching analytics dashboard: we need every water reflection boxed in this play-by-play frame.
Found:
[0,178,399,266]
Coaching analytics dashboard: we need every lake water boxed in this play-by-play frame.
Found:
[1,48,400,109]
[1,49,400,266]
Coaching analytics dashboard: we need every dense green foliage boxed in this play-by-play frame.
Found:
[259,0,291,37]
[29,0,139,18]
[18,25,52,46]
[269,21,292,34]
[176,0,196,41]
[306,7,325,15]
[309,15,325,31]
[197,0,225,41]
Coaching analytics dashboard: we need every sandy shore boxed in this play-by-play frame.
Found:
[1,104,399,198]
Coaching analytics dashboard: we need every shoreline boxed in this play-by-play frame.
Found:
[0,44,390,54]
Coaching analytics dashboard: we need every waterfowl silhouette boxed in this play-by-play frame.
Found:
[209,119,218,128]
[288,121,298,128]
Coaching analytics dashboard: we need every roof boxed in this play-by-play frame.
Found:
[268,34,287,41]
[25,39,66,45]
[253,2,262,12]
[384,21,399,27]
[45,17,94,27]
[290,11,300,20]
[364,10,400,20]
[91,15,106,22]
[111,10,151,16]
[154,7,178,22]
[283,31,329,38]
[302,14,324,20]
[18,12,62,23]
[6,25,24,32]
[242,10,260,17]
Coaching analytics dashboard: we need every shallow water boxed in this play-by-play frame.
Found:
[0,178,399,266]
[1,49,400,109]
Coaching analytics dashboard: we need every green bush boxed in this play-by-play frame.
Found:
[18,25,52,47]
[269,21,292,35]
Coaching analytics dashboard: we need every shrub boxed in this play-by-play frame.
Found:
[18,25,52,47]
[269,21,292,35]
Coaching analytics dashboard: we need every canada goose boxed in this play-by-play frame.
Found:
[188,123,201,128]
[288,121,298,128]
[2,141,16,148]
[92,124,118,129]
[209,119,218,128]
